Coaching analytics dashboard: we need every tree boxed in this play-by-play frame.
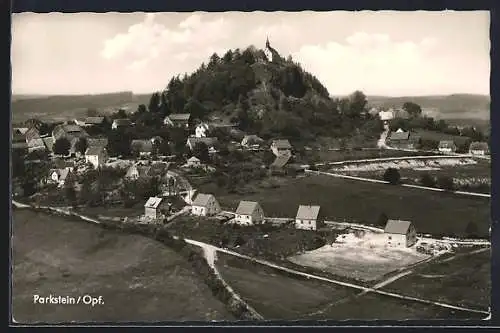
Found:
[193,142,210,163]
[74,138,88,156]
[403,102,422,118]
[148,92,161,113]
[348,90,368,118]
[383,168,401,185]
[53,137,71,156]
[419,172,436,187]
[137,104,147,114]
[437,175,454,191]
[465,221,478,238]
[64,182,77,207]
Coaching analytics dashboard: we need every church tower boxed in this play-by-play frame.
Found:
[264,36,273,62]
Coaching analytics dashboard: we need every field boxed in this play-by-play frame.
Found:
[77,203,145,219]
[305,148,432,163]
[383,249,491,310]
[215,253,482,320]
[288,232,430,282]
[12,209,233,323]
[204,174,490,238]
[412,129,472,146]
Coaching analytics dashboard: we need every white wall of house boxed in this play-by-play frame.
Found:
[191,198,220,216]
[192,205,207,216]
[145,207,158,219]
[295,219,317,230]
[470,149,486,155]
[439,147,454,153]
[386,233,408,247]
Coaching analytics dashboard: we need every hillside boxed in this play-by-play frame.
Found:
[366,94,490,120]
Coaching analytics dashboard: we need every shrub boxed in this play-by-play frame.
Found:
[437,175,454,191]
[383,168,401,185]
[376,212,389,227]
[419,172,436,187]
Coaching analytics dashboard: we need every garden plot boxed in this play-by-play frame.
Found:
[288,231,432,282]
[330,158,477,173]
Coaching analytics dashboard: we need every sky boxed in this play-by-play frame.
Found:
[11,11,490,97]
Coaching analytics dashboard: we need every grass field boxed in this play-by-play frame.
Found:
[12,209,233,323]
[77,203,145,218]
[412,129,471,146]
[215,253,357,320]
[203,174,490,238]
[215,253,483,320]
[305,149,432,163]
[383,249,491,310]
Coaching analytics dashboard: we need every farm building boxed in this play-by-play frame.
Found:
[438,140,457,153]
[186,137,218,152]
[241,135,264,148]
[271,139,292,157]
[191,193,221,217]
[164,113,191,128]
[85,146,108,169]
[186,156,202,168]
[25,128,46,152]
[144,196,170,220]
[111,119,132,130]
[234,200,265,225]
[379,110,394,123]
[295,205,322,231]
[384,219,417,248]
[469,142,490,156]
[269,154,292,175]
[52,124,89,142]
[387,130,421,149]
[131,139,154,156]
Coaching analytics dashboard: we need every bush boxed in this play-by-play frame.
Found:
[376,212,389,227]
[437,175,454,191]
[419,172,436,187]
[383,168,401,185]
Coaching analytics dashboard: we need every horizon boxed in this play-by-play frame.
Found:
[12,11,490,96]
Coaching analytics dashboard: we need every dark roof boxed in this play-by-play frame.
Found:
[192,193,216,207]
[186,137,218,148]
[438,140,456,148]
[296,205,321,220]
[168,113,191,121]
[113,119,131,126]
[469,142,489,151]
[271,154,291,168]
[388,131,410,141]
[65,125,85,133]
[235,201,260,215]
[85,116,105,124]
[272,139,292,149]
[25,127,41,142]
[131,139,154,153]
[384,220,413,235]
[144,196,165,209]
[85,146,106,156]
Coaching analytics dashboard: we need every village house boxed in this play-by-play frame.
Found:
[85,146,108,169]
[191,193,221,217]
[384,219,417,248]
[241,134,264,148]
[186,137,219,153]
[378,110,395,124]
[295,205,322,231]
[52,124,89,142]
[144,196,171,220]
[111,118,132,130]
[48,168,74,187]
[164,113,191,128]
[25,128,46,152]
[131,139,154,157]
[84,116,105,127]
[125,165,152,180]
[387,129,421,150]
[271,139,292,157]
[42,137,54,152]
[438,140,457,153]
[469,142,490,156]
[269,154,292,175]
[186,156,202,168]
[234,200,265,225]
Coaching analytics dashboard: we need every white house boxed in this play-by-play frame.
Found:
[234,200,265,225]
[384,220,417,248]
[164,113,191,128]
[438,140,457,153]
[85,146,108,169]
[241,135,264,148]
[144,196,170,220]
[111,119,131,130]
[270,139,292,157]
[469,142,490,156]
[191,193,221,217]
[379,110,395,123]
[295,205,322,231]
[186,156,202,168]
[195,123,211,138]
[48,168,73,187]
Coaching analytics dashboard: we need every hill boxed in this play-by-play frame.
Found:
[11,91,151,123]
[366,94,490,120]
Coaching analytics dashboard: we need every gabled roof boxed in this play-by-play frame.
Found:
[27,137,45,148]
[113,118,131,126]
[42,137,54,151]
[469,141,489,151]
[389,131,410,141]
[192,193,216,207]
[87,137,108,147]
[144,196,164,209]
[271,154,291,168]
[25,127,41,142]
[51,168,71,181]
[186,137,218,148]
[235,201,260,215]
[85,116,104,124]
[168,113,191,121]
[242,134,264,145]
[438,140,456,148]
[187,156,201,163]
[296,205,321,220]
[384,220,413,235]
[14,127,29,135]
[272,139,292,149]
[65,125,85,133]
[131,139,154,153]
[85,146,106,156]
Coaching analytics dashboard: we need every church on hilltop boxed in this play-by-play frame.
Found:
[262,36,282,64]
